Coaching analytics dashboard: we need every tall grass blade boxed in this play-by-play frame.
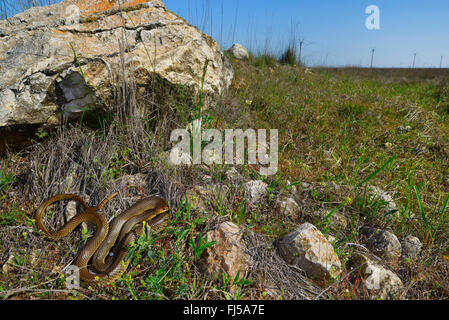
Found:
[356,154,397,188]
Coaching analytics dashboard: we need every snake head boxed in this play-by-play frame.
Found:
[154,198,170,214]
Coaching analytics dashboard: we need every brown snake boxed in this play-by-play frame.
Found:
[34,186,169,284]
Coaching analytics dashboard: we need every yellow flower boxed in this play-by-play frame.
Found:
[22,232,27,240]
[344,197,353,205]
[245,100,252,106]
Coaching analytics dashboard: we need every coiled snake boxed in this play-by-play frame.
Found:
[34,186,169,284]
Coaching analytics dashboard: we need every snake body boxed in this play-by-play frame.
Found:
[34,191,169,284]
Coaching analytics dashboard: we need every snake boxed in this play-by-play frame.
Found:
[34,187,170,284]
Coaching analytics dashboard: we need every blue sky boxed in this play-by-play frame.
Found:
[5,0,449,68]
[164,0,449,68]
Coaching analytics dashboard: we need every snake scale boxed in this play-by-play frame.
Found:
[34,186,169,284]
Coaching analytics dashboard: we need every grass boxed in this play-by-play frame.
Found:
[0,161,13,194]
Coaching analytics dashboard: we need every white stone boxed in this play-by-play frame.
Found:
[227,43,249,60]
[244,180,268,206]
[277,223,342,281]
[351,252,403,299]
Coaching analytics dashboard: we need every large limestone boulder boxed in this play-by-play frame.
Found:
[0,0,233,130]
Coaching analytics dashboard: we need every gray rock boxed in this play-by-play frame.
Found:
[276,196,300,219]
[359,226,402,262]
[185,184,229,213]
[244,180,268,206]
[167,147,192,168]
[225,167,243,185]
[400,235,422,261]
[277,223,342,281]
[351,251,403,299]
[0,0,233,130]
[397,125,412,133]
[367,186,398,218]
[227,43,249,60]
[199,221,252,282]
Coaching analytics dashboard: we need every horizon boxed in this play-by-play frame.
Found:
[3,0,449,68]
[164,0,449,69]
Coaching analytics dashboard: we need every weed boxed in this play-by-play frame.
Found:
[0,161,13,193]
[190,233,216,259]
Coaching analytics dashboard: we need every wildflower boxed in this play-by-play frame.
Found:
[245,99,252,106]
[344,197,353,206]
[22,232,27,240]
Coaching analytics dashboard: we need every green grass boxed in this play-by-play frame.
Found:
[0,161,13,193]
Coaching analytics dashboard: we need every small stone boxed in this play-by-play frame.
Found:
[244,180,268,206]
[227,43,249,60]
[167,147,192,167]
[359,226,402,263]
[185,184,229,212]
[285,180,298,195]
[351,251,403,300]
[276,223,342,281]
[400,235,422,261]
[367,186,398,218]
[199,222,252,282]
[397,125,412,133]
[225,167,243,185]
[276,196,300,219]
[2,254,15,274]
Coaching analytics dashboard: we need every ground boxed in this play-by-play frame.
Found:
[1,54,449,300]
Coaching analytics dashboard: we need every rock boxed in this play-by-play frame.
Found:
[227,43,249,60]
[200,174,213,184]
[29,249,42,268]
[2,254,15,274]
[0,0,233,130]
[167,147,192,167]
[116,173,147,189]
[276,223,342,281]
[301,182,311,190]
[185,184,229,213]
[397,125,412,133]
[359,226,402,263]
[199,221,252,282]
[285,180,298,195]
[243,180,268,206]
[225,167,243,185]
[367,186,398,218]
[350,251,403,299]
[327,235,337,244]
[275,196,300,219]
[400,235,422,261]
